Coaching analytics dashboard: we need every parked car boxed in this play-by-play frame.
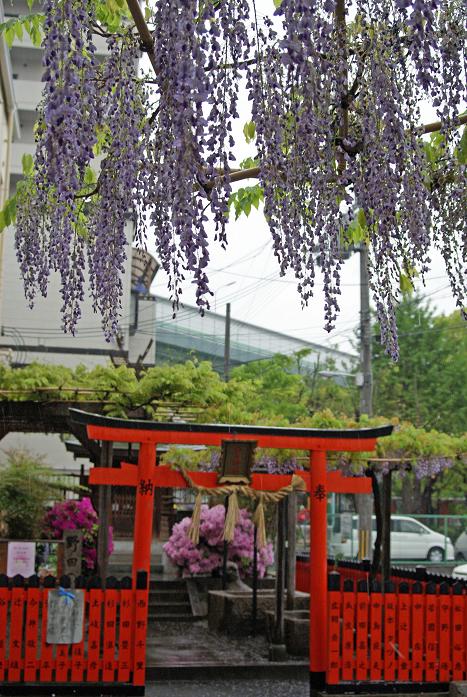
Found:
[329,515,455,561]
[454,530,467,560]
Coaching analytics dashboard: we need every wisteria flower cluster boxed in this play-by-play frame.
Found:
[13,0,466,358]
[163,505,274,578]
[42,497,114,572]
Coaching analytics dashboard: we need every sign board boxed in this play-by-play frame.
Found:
[7,541,36,578]
[46,589,85,644]
[63,529,83,576]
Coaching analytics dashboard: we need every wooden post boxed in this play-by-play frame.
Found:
[381,470,392,587]
[309,450,328,689]
[97,440,113,585]
[132,442,156,587]
[286,491,297,610]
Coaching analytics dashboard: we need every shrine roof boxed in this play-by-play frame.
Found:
[70,409,392,451]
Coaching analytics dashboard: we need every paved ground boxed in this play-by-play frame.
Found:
[145,678,309,697]
[147,620,302,667]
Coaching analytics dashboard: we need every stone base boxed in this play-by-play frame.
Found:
[265,609,309,656]
[450,683,467,697]
[208,589,309,635]
[268,643,288,662]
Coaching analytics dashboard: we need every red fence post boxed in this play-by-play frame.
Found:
[309,449,328,690]
[39,576,55,683]
[438,582,451,682]
[133,570,149,687]
[87,577,104,683]
[411,581,425,682]
[356,579,369,681]
[425,582,438,682]
[0,575,9,681]
[383,581,397,682]
[327,572,341,684]
[452,582,466,681]
[369,580,383,681]
[70,576,86,684]
[24,575,41,683]
[103,577,119,682]
[341,578,355,682]
[9,575,25,682]
[118,577,134,683]
[397,582,411,682]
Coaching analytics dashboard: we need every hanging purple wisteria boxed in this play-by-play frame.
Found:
[12,0,466,356]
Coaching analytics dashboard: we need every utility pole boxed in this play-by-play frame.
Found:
[224,302,231,381]
[356,242,373,560]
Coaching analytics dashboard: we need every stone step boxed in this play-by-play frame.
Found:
[151,589,189,602]
[149,578,187,591]
[149,602,192,614]
[147,613,199,623]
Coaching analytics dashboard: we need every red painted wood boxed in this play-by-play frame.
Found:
[87,424,377,452]
[55,644,69,682]
[355,588,369,681]
[397,590,411,681]
[341,589,355,681]
[117,589,133,683]
[24,587,41,682]
[451,594,465,681]
[425,593,438,682]
[39,588,53,683]
[383,592,397,681]
[103,589,118,682]
[132,443,157,586]
[87,589,103,683]
[309,451,328,676]
[133,589,149,686]
[8,587,25,682]
[438,593,451,682]
[327,589,341,684]
[411,592,425,682]
[322,471,372,494]
[369,592,383,681]
[295,560,309,593]
[0,588,9,681]
[70,587,86,684]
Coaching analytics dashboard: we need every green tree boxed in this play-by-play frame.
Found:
[0,450,80,539]
[372,296,466,434]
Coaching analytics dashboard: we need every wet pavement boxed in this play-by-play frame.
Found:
[145,678,309,697]
[147,620,305,668]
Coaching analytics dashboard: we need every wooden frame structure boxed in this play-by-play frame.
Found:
[70,409,392,691]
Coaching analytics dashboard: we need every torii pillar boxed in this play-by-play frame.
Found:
[70,409,392,692]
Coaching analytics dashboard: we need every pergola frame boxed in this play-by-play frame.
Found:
[70,409,392,690]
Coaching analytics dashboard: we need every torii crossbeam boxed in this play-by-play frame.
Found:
[70,409,392,690]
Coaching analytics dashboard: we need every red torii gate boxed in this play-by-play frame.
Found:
[70,409,392,690]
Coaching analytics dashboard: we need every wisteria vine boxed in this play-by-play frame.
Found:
[12,0,466,355]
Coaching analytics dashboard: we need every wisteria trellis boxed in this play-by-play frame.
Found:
[13,0,466,358]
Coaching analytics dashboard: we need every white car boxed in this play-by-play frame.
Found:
[329,515,455,562]
[452,564,467,580]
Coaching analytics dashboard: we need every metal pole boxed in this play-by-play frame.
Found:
[224,302,231,381]
[97,440,113,586]
[286,492,297,610]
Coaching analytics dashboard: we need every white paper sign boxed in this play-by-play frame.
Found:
[7,541,36,578]
[46,589,85,644]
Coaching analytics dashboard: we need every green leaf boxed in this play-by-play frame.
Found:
[399,272,415,295]
[0,211,6,233]
[243,121,256,144]
[273,0,283,7]
[83,166,96,186]
[21,153,34,175]
[26,0,35,8]
[5,25,15,48]
[14,21,23,40]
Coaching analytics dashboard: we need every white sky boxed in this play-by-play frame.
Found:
[144,6,461,356]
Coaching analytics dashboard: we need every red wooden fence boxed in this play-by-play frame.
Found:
[0,572,148,694]
[327,573,467,688]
